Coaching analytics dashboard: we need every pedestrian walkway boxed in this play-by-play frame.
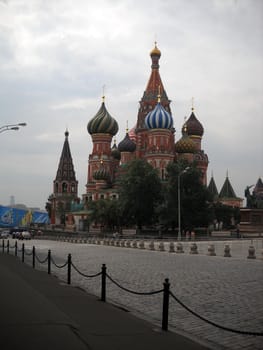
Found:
[0,253,212,350]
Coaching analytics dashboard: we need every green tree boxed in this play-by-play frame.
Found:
[162,160,213,231]
[88,199,121,232]
[118,159,163,230]
[211,202,240,228]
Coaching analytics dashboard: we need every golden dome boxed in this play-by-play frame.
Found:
[150,42,161,57]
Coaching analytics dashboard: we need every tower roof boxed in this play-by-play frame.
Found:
[87,98,118,136]
[55,130,77,182]
[208,175,218,198]
[175,126,196,154]
[118,132,136,153]
[183,109,204,137]
[136,43,171,129]
[145,102,173,129]
[219,175,237,199]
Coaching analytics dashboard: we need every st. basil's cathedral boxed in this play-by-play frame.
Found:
[48,43,244,228]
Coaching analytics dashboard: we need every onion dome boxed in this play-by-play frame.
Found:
[93,166,110,181]
[175,127,196,154]
[111,140,121,160]
[183,110,204,137]
[145,102,173,129]
[118,132,136,153]
[87,98,118,136]
[150,42,161,57]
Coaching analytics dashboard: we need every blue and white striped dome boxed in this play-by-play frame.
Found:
[145,103,173,129]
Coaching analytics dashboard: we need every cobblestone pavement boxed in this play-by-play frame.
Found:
[15,239,263,350]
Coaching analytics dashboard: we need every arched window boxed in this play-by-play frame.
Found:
[62,182,67,193]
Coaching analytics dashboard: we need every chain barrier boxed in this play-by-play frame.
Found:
[106,272,164,296]
[24,249,33,256]
[71,261,102,278]
[35,253,49,264]
[169,291,263,336]
[1,240,262,335]
[9,242,17,249]
[50,256,68,269]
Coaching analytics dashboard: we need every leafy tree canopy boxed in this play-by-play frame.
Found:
[118,159,163,229]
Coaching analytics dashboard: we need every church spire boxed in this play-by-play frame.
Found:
[136,43,171,130]
[55,130,77,182]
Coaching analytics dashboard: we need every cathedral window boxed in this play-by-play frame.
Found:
[62,182,68,192]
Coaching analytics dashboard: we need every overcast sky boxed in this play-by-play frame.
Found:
[0,0,262,210]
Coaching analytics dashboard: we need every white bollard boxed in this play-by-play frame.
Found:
[247,245,256,259]
[149,241,155,250]
[224,244,231,257]
[132,240,138,248]
[169,242,175,253]
[159,241,165,251]
[207,244,216,256]
[139,240,145,249]
[175,242,184,253]
[189,242,198,254]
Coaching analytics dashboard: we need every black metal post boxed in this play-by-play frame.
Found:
[32,246,35,268]
[7,240,9,254]
[22,243,25,263]
[15,241,17,256]
[2,239,4,253]
[67,254,71,285]
[48,250,51,274]
[162,278,170,331]
[101,263,106,302]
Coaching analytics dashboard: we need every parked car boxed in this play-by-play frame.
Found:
[0,230,10,239]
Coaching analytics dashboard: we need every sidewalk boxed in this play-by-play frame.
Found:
[0,253,212,350]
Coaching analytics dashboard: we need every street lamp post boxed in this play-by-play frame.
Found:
[178,167,190,241]
[0,123,27,134]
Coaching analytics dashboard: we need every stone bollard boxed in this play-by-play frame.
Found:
[189,242,198,254]
[139,240,145,249]
[159,241,165,251]
[126,240,131,248]
[149,241,155,250]
[224,244,231,257]
[132,240,138,248]
[169,242,175,253]
[175,242,184,253]
[247,245,256,259]
[207,244,216,256]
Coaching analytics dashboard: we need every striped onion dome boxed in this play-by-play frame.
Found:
[93,167,110,181]
[182,111,204,137]
[145,102,173,129]
[175,128,196,154]
[118,133,136,153]
[87,100,118,136]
